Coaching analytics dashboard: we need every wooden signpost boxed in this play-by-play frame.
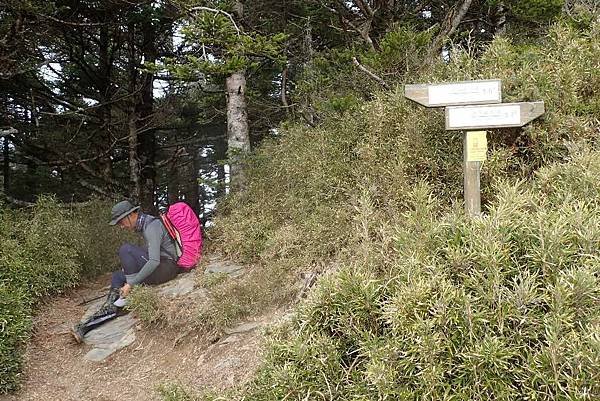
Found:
[405,79,502,107]
[445,102,545,130]
[404,81,545,217]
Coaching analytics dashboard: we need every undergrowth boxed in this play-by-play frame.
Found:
[160,16,600,401]
[236,148,600,400]
[0,197,133,392]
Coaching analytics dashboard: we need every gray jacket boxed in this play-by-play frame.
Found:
[128,216,177,285]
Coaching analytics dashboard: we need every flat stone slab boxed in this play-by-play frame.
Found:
[224,321,261,335]
[158,272,196,297]
[204,260,245,278]
[78,270,198,362]
[83,314,137,346]
[84,328,136,362]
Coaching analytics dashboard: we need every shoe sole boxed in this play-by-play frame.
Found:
[71,328,84,344]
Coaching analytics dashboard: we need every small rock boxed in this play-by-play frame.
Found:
[214,356,241,370]
[224,321,261,335]
[219,334,240,344]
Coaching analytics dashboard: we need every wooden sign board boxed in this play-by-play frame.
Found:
[445,101,545,130]
[404,79,501,107]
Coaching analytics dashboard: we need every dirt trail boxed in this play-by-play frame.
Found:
[1,271,277,401]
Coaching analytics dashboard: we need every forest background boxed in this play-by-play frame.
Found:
[1,0,600,399]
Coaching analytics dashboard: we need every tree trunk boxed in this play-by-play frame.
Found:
[184,144,201,215]
[137,17,158,212]
[214,136,227,199]
[303,18,316,126]
[2,136,9,195]
[127,22,141,204]
[128,110,141,202]
[167,155,179,205]
[491,2,507,37]
[98,22,114,183]
[426,0,474,62]
[225,71,250,192]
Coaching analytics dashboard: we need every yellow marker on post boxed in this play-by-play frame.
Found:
[466,131,487,162]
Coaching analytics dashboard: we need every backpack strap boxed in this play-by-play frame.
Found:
[159,214,183,259]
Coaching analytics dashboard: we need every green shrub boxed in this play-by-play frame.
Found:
[238,148,600,400]
[72,198,137,277]
[157,382,234,401]
[0,196,82,299]
[126,286,165,327]
[0,196,130,392]
[0,284,31,393]
[157,382,200,401]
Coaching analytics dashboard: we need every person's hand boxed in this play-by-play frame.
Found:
[120,283,132,297]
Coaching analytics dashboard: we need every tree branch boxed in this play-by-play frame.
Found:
[354,0,375,18]
[352,57,389,89]
[325,5,376,51]
[426,0,474,61]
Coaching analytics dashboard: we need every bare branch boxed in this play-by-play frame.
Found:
[78,179,117,197]
[427,0,474,61]
[354,0,375,18]
[325,5,376,51]
[157,147,187,168]
[352,57,389,89]
[41,15,108,27]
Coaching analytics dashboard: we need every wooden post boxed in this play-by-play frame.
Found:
[404,80,545,219]
[463,132,481,217]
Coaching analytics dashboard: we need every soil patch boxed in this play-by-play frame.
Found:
[1,269,278,401]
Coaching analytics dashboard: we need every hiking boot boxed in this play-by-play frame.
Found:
[106,286,120,306]
[71,287,121,344]
[71,323,86,344]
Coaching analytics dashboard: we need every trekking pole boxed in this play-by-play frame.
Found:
[78,292,108,306]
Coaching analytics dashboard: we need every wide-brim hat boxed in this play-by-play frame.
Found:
[109,200,140,225]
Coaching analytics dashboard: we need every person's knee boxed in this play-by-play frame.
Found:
[118,243,134,259]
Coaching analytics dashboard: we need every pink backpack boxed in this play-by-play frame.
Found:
[160,202,203,270]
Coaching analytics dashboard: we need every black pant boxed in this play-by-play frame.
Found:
[111,243,178,288]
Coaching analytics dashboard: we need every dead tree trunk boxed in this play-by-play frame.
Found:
[426,0,474,62]
[225,71,250,192]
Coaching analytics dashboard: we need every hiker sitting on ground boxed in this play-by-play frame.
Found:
[72,200,180,343]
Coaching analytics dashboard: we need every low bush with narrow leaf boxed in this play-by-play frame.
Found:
[0,197,133,393]
[163,16,600,401]
[239,147,600,400]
